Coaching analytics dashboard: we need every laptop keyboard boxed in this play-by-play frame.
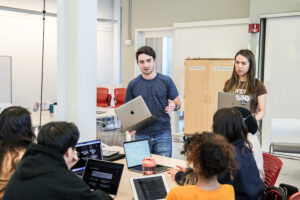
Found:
[133,166,143,171]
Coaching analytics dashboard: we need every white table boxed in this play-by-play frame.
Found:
[111,146,186,200]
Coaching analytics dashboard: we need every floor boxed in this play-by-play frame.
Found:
[97,125,300,189]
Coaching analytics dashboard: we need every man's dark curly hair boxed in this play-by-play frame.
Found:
[182,132,236,179]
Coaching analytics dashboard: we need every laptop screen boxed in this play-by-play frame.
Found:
[132,175,168,200]
[123,139,151,168]
[82,159,124,195]
[71,140,103,172]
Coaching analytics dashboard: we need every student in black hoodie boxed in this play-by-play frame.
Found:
[3,122,111,200]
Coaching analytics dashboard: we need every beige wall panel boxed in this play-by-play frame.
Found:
[184,59,234,135]
[184,59,208,134]
[207,59,234,130]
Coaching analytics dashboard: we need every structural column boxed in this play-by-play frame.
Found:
[57,0,97,142]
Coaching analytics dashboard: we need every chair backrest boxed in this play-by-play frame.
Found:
[114,88,126,106]
[263,153,283,189]
[97,87,111,107]
[289,192,300,200]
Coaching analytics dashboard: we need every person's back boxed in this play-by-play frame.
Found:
[213,108,265,200]
[218,139,264,200]
[166,133,235,200]
[3,122,111,200]
[167,184,234,200]
[0,106,35,199]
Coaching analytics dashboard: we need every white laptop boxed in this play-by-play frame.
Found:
[114,96,159,132]
[218,92,251,110]
[130,174,169,200]
[123,139,170,173]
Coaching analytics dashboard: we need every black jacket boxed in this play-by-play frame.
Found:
[218,139,265,200]
[3,143,111,200]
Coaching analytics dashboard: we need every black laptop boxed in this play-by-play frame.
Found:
[123,139,170,173]
[71,140,103,176]
[82,159,124,196]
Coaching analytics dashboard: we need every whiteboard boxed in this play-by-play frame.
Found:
[0,56,12,103]
[261,15,300,151]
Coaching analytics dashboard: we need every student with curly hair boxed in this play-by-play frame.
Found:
[169,108,265,200]
[0,106,36,199]
[166,132,235,200]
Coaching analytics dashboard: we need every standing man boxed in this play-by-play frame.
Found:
[125,45,181,157]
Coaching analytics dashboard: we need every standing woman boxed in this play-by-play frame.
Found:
[0,107,36,199]
[224,49,267,121]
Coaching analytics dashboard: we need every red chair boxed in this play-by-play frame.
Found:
[289,192,300,200]
[263,153,283,189]
[97,87,111,107]
[113,88,126,107]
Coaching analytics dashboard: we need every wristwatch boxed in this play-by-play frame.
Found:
[174,104,178,111]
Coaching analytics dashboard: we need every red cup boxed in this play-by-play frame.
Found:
[142,157,156,176]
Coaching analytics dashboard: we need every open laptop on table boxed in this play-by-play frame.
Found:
[114,96,159,132]
[218,91,251,110]
[82,159,124,197]
[123,139,170,173]
[130,174,169,200]
[71,140,103,176]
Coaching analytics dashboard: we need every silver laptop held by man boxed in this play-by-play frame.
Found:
[114,96,159,132]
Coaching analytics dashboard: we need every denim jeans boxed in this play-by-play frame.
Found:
[135,131,172,158]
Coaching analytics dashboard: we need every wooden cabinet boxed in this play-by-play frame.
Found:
[184,58,234,134]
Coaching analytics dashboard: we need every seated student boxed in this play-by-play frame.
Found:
[166,132,235,200]
[233,106,264,180]
[0,106,36,199]
[3,122,112,200]
[170,108,264,200]
[213,108,265,200]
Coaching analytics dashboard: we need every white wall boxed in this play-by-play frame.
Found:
[0,0,57,13]
[172,19,249,107]
[0,11,57,110]
[0,0,120,110]
[97,23,114,85]
[262,15,300,151]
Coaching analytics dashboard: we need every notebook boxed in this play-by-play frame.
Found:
[114,96,159,132]
[123,139,170,173]
[82,159,124,196]
[71,140,103,176]
[218,92,251,110]
[130,174,169,200]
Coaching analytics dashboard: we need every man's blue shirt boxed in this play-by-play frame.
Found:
[125,73,179,135]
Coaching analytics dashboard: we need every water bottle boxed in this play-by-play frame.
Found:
[142,157,156,176]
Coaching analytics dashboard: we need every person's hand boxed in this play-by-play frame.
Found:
[167,165,186,181]
[165,99,176,113]
[128,130,136,135]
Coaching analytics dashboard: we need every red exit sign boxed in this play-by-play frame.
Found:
[249,23,260,33]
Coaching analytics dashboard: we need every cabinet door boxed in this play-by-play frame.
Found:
[184,60,209,134]
[207,59,234,130]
